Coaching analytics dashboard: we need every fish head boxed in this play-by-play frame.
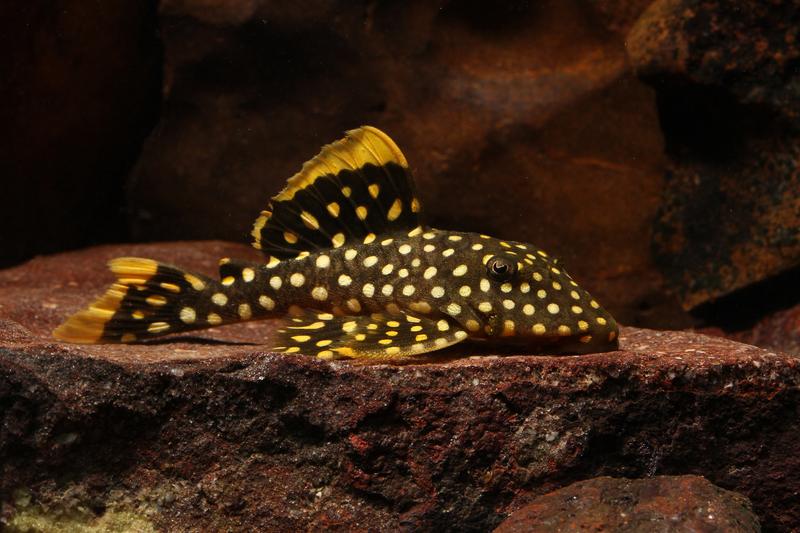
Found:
[440,235,619,354]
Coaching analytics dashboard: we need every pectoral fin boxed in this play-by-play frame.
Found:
[272,311,467,361]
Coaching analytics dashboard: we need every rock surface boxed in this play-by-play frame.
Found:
[628,0,800,309]
[493,475,760,532]
[1,242,799,531]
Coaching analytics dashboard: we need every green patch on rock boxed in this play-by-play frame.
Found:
[7,505,155,533]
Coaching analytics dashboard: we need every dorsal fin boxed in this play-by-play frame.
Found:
[251,126,424,259]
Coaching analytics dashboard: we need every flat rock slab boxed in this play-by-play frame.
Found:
[1,242,798,531]
[494,475,759,532]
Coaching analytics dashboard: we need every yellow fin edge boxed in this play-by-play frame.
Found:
[53,258,159,344]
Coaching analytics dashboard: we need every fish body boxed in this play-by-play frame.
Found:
[54,127,618,360]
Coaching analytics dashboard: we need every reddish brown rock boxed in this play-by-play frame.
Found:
[127,0,667,323]
[494,475,760,532]
[627,0,800,309]
[1,242,799,531]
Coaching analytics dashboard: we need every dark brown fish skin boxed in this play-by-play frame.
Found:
[221,228,618,354]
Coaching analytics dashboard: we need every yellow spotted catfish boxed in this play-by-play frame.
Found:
[54,126,619,359]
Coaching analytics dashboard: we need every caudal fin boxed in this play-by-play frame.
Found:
[54,257,223,344]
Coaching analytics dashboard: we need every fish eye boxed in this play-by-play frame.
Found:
[487,256,516,282]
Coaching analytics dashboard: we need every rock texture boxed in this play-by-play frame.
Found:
[628,0,800,309]
[1,242,799,531]
[493,475,760,532]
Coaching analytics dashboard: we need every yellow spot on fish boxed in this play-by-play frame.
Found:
[179,307,196,323]
[292,335,311,342]
[222,276,235,286]
[364,233,376,244]
[478,302,492,313]
[207,313,222,325]
[431,286,445,298]
[466,319,480,332]
[356,206,368,220]
[523,304,535,315]
[284,231,298,244]
[597,317,607,326]
[571,306,583,314]
[160,282,180,293]
[316,255,330,268]
[547,303,560,314]
[184,274,205,291]
[346,299,361,312]
[290,273,305,287]
[270,276,282,290]
[332,233,345,248]
[211,293,228,306]
[459,285,471,297]
[146,295,167,306]
[339,274,352,287]
[387,199,403,221]
[312,287,328,301]
[238,303,252,319]
[242,268,255,282]
[368,183,380,198]
[452,265,468,277]
[411,198,421,212]
[557,325,571,336]
[532,323,545,335]
[409,301,432,313]
[446,303,461,315]
[502,320,515,336]
[301,211,319,229]
[327,202,340,217]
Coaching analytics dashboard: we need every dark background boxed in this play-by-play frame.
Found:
[2,0,798,348]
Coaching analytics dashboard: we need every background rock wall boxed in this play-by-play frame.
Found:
[2,0,798,345]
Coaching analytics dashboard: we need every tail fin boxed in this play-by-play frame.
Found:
[54,257,225,344]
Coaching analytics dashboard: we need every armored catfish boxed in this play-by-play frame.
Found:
[54,127,619,360]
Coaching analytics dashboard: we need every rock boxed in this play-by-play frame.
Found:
[627,0,800,309]
[127,0,667,322]
[1,242,799,530]
[494,475,760,532]
[701,301,800,358]
[0,1,162,268]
